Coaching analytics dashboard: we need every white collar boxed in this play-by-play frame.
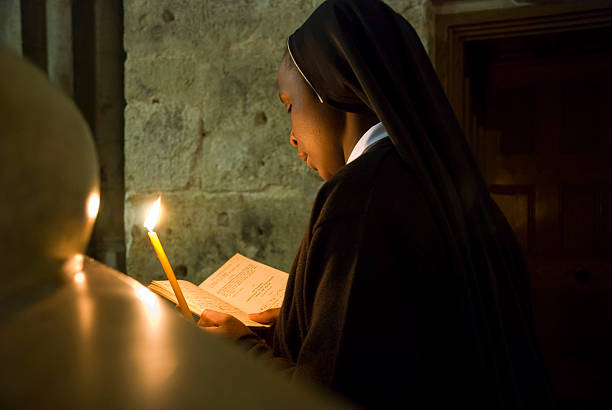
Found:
[346,122,388,164]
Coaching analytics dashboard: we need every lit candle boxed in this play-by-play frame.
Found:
[144,196,194,323]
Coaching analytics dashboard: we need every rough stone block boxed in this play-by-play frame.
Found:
[199,0,323,57]
[125,101,203,192]
[203,128,321,193]
[191,51,322,193]
[124,0,202,56]
[125,55,199,105]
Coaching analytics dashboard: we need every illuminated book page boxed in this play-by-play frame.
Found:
[148,280,262,327]
[199,253,289,314]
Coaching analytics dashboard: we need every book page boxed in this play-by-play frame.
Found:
[148,280,262,327]
[200,253,288,314]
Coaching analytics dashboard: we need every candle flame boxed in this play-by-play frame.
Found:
[144,196,162,232]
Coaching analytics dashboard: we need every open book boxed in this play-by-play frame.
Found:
[148,253,288,327]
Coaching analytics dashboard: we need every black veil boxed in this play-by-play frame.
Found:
[287,0,553,406]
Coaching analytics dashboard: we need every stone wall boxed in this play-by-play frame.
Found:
[124,0,434,285]
[0,0,21,54]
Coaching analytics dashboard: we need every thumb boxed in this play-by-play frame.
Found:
[248,308,281,325]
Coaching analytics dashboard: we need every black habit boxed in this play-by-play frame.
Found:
[240,1,555,408]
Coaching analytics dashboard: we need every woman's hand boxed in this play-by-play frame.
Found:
[248,308,281,325]
[248,308,280,345]
[198,310,254,340]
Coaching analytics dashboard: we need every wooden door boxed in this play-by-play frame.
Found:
[470,30,612,408]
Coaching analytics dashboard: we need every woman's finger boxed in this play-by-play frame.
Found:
[198,309,227,327]
[198,311,255,340]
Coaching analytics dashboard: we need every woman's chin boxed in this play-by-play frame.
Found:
[317,169,331,181]
[305,159,328,180]
[306,158,317,171]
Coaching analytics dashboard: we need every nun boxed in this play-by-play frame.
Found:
[199,1,555,408]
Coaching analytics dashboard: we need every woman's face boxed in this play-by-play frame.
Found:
[278,58,346,181]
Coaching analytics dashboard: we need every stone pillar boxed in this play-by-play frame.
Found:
[72,0,126,271]
[20,0,47,71]
[46,0,73,96]
[92,0,126,270]
[0,0,21,54]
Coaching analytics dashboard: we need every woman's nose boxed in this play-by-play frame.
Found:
[289,133,298,147]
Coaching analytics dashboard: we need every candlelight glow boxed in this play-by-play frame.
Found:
[74,272,85,284]
[135,286,160,319]
[64,254,84,275]
[87,191,100,219]
[144,196,162,232]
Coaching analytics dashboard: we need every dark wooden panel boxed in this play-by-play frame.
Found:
[490,185,535,252]
[486,61,561,156]
[560,185,598,253]
[438,9,612,408]
[531,287,612,404]
[601,185,612,251]
[488,86,537,155]
[563,78,602,153]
